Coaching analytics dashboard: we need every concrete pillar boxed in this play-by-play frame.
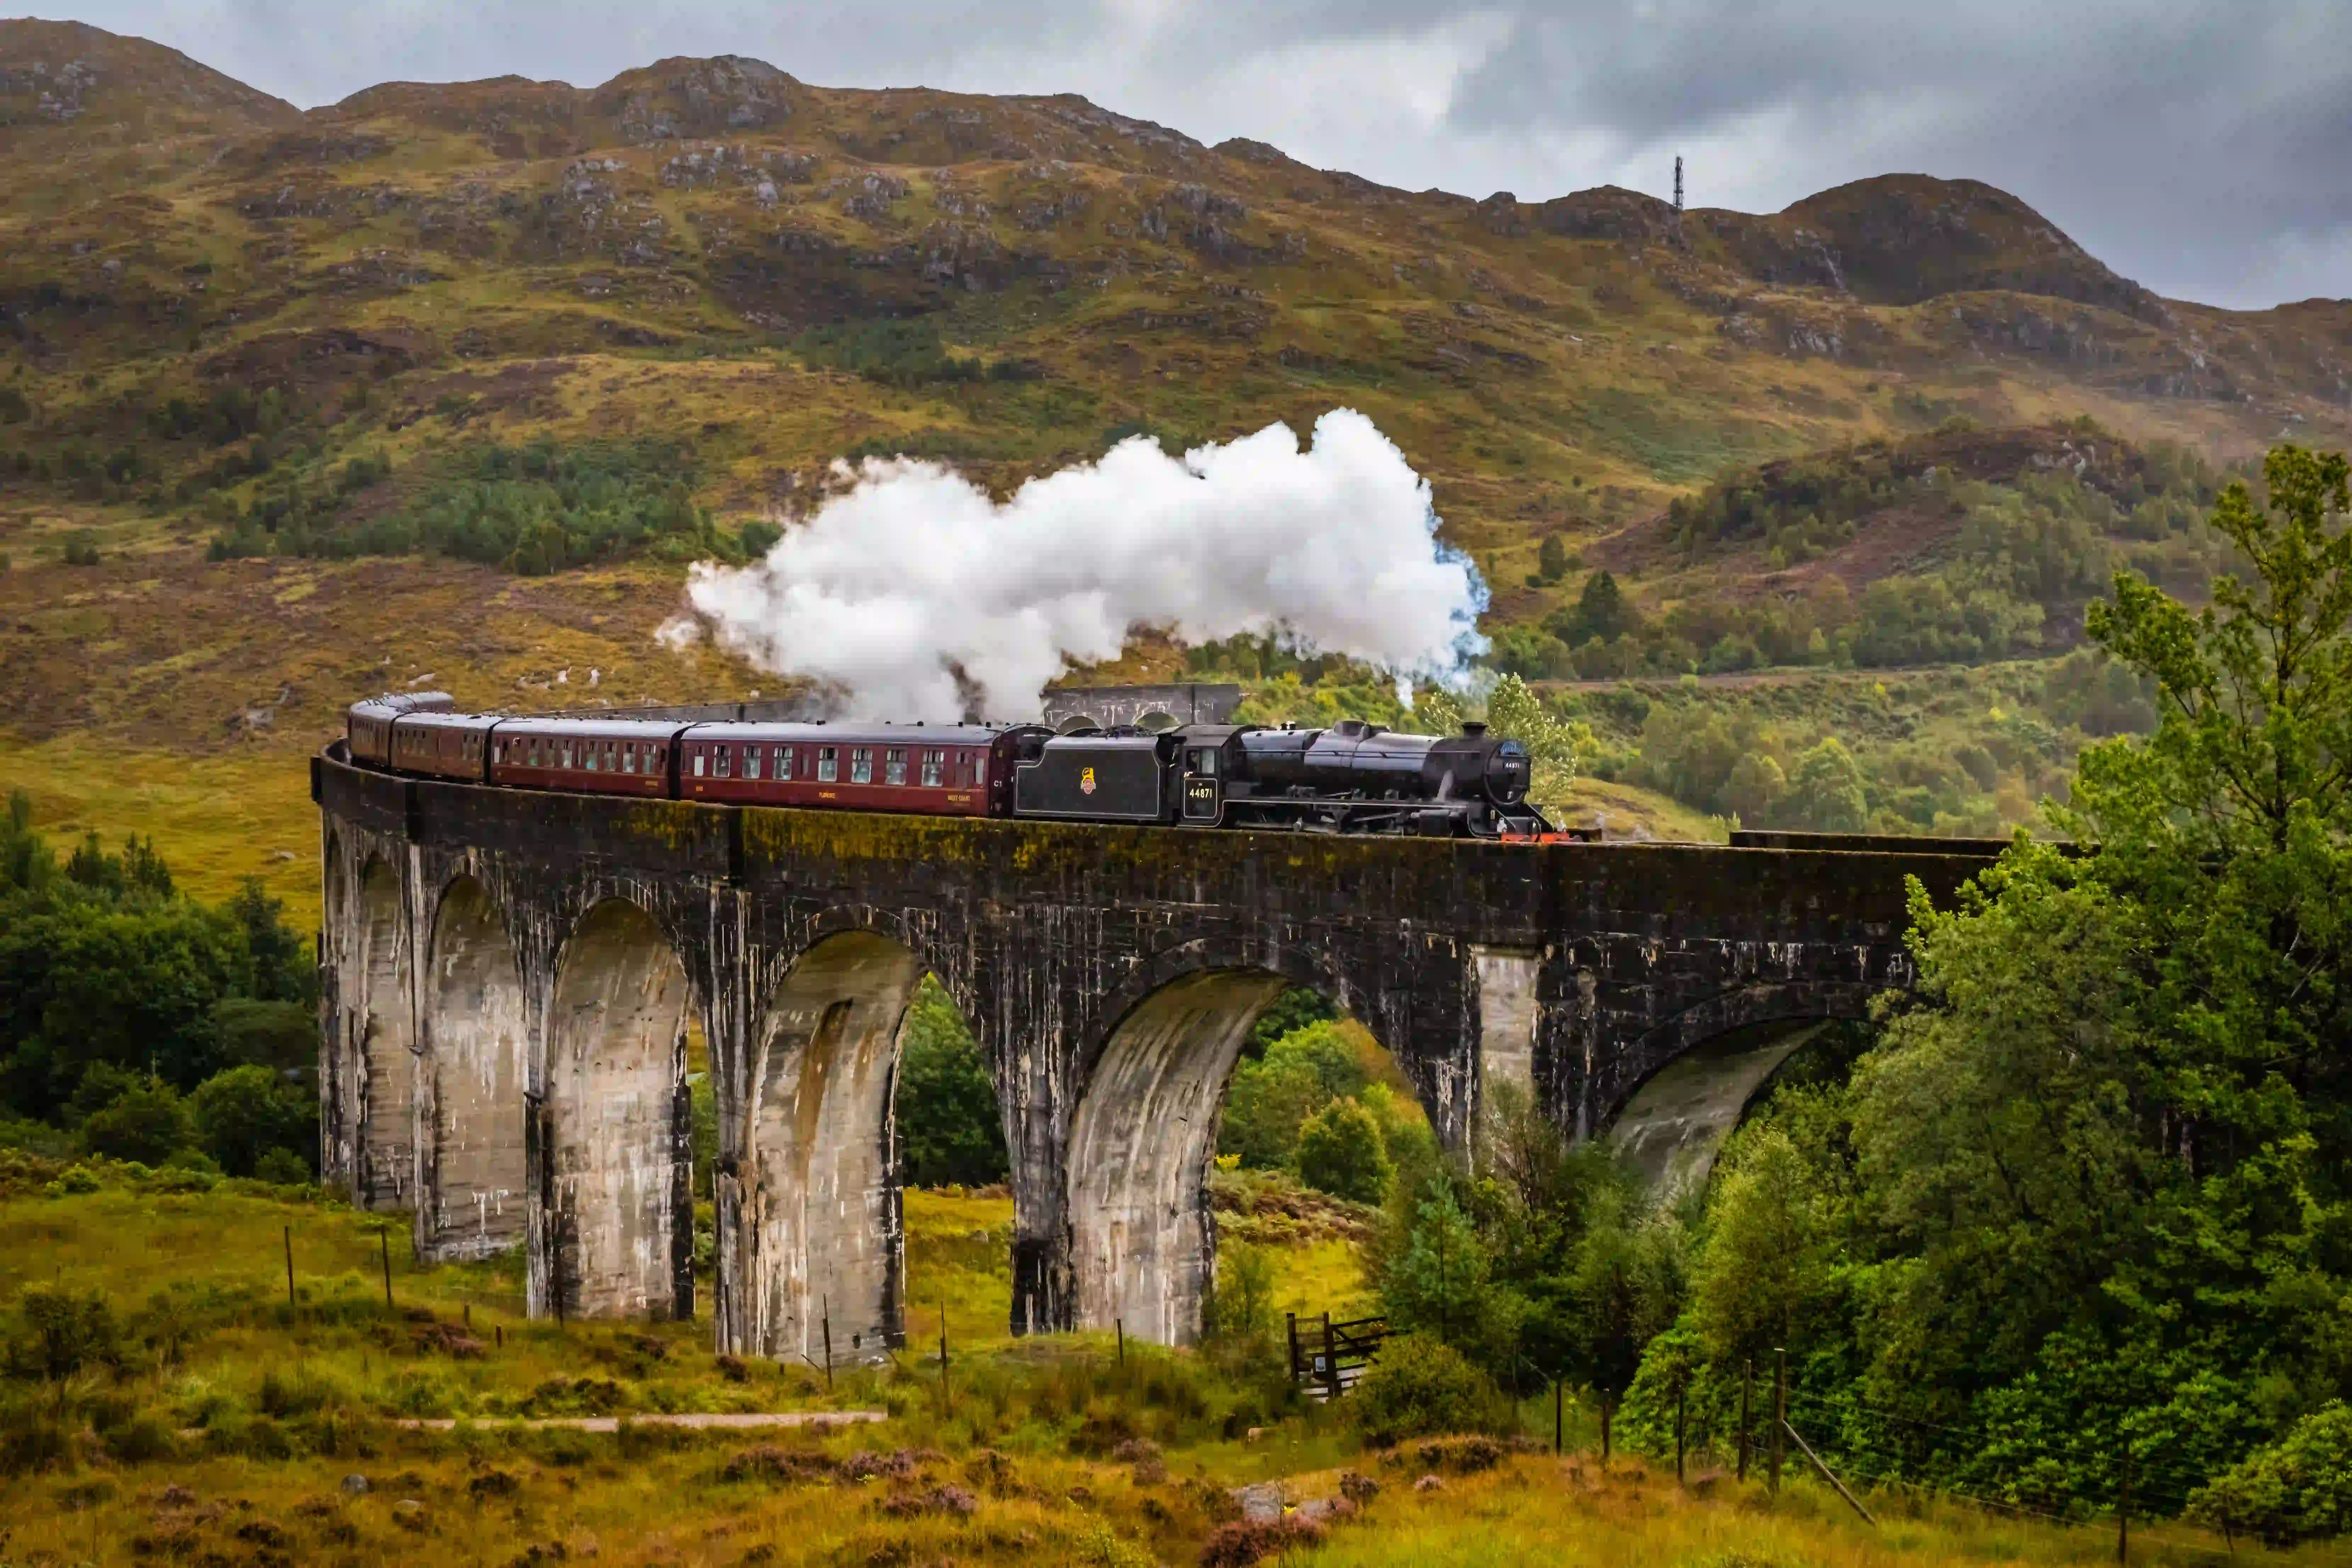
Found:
[356,860,415,1209]
[1471,943,1540,1110]
[734,932,922,1362]
[422,877,528,1261]
[548,899,694,1320]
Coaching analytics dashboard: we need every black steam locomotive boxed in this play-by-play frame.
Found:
[347,694,1556,839]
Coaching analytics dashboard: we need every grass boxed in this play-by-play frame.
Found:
[0,1169,2307,1568]
[0,733,322,926]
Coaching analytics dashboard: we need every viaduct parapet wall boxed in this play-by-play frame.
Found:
[314,747,1997,1354]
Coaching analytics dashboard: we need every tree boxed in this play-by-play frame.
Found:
[1245,987,1333,1059]
[78,1080,189,1166]
[1295,1097,1393,1203]
[1550,569,1643,648]
[894,975,1007,1188]
[1380,1184,1518,1364]
[1688,1126,1830,1364]
[1537,534,1570,583]
[1712,442,2352,1501]
[190,1064,313,1178]
[1221,1017,1375,1168]
[1565,1186,1685,1415]
[227,878,310,1003]
[1720,751,1786,825]
[1783,737,1868,831]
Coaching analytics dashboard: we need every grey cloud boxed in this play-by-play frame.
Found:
[34,0,2351,307]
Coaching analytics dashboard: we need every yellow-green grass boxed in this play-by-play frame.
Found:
[0,732,324,926]
[1287,1452,2284,1568]
[4,1179,2297,1568]
[903,1186,1020,1353]
[1548,774,1730,841]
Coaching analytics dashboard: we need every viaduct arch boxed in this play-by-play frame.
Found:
[315,748,2002,1349]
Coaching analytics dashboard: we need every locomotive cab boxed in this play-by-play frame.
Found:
[1173,725,1248,826]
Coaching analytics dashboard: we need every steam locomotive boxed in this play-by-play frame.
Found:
[345,692,1556,839]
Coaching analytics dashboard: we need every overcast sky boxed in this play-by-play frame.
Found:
[38,0,2351,310]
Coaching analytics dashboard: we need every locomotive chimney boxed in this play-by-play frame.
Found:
[1461,721,1487,737]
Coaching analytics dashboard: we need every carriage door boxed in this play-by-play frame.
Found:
[1181,745,1222,824]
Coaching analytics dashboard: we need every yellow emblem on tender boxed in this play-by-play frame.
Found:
[1079,766,1098,796]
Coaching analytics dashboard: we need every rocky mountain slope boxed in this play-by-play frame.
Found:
[0,19,2346,880]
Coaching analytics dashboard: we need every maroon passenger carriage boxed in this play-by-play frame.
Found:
[488,717,686,798]
[673,723,1035,817]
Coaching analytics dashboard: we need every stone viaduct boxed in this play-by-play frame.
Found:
[313,744,2001,1359]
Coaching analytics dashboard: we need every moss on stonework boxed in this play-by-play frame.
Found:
[622,799,712,852]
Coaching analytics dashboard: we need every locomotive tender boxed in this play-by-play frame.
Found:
[346,692,1555,838]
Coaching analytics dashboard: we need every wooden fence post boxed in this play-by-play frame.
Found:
[1739,1359,1753,1481]
[2117,1437,2132,1566]
[1676,1384,1687,1483]
[1770,1348,1786,1493]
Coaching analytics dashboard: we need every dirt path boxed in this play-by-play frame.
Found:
[391,1411,887,1432]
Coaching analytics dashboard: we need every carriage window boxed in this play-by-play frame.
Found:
[561,743,575,769]
[586,744,600,771]
[745,746,762,780]
[921,749,944,787]
[885,747,907,786]
[622,743,636,775]
[715,747,731,778]
[818,747,838,782]
[775,746,794,781]
[851,748,873,784]
[692,750,706,778]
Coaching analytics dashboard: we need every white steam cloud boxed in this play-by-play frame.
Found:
[673,408,1488,720]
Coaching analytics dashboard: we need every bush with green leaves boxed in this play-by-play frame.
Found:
[4,1286,122,1383]
[2190,1404,2352,1545]
[78,1081,190,1165]
[1218,1019,1369,1170]
[1293,1097,1392,1203]
[189,1064,314,1179]
[895,974,1007,1188]
[1346,1332,1507,1447]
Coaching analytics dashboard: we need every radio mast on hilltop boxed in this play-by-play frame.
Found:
[1673,155,1684,215]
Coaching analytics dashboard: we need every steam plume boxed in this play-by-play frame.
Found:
[673,408,1487,720]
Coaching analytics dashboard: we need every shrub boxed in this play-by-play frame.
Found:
[2190,1403,2352,1546]
[1347,1333,1505,1447]
[1295,1098,1393,1204]
[190,1063,311,1178]
[5,1285,122,1382]
[79,1081,190,1166]
[896,976,1007,1187]
[254,1146,310,1185]
[1221,1020,1371,1169]
[1204,1242,1276,1347]
[738,519,782,557]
